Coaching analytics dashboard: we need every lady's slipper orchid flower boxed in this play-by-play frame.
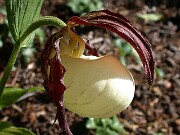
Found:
[41,10,154,134]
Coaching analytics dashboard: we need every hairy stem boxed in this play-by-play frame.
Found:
[56,96,73,135]
[0,16,66,97]
[0,42,21,96]
[20,16,66,46]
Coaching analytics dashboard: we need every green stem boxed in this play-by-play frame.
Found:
[0,16,66,97]
[0,42,21,96]
[20,16,66,46]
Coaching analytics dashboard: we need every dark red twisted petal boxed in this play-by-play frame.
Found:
[68,9,155,85]
[41,29,72,135]
[41,31,66,101]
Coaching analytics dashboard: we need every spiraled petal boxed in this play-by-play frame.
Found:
[68,9,155,85]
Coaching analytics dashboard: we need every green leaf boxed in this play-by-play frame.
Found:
[67,0,103,14]
[0,87,27,109]
[136,13,163,22]
[28,87,44,93]
[155,67,165,79]
[86,118,97,129]
[6,0,44,44]
[0,122,35,135]
[1,127,35,135]
[21,33,35,47]
[0,87,44,110]
[86,116,126,135]
[0,122,13,129]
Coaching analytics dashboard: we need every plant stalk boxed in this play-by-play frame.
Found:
[56,96,73,135]
[20,16,66,46]
[0,43,21,96]
[0,16,66,97]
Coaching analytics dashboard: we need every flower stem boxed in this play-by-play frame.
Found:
[0,16,66,97]
[20,16,66,46]
[56,96,73,135]
[0,42,21,96]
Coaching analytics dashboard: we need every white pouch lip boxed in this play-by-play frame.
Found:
[61,55,135,118]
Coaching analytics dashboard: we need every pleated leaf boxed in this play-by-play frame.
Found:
[6,0,44,46]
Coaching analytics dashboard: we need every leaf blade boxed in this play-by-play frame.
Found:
[0,87,44,110]
[0,122,35,135]
[6,0,44,43]
[0,87,27,109]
